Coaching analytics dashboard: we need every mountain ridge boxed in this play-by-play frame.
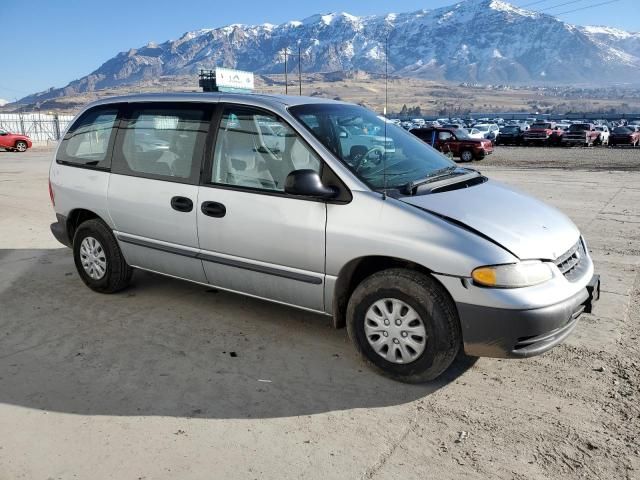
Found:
[18,0,640,105]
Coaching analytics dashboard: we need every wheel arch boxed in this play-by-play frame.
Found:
[66,208,104,245]
[331,255,441,329]
[14,139,28,150]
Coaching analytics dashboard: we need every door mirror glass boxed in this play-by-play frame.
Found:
[339,130,348,138]
[284,169,337,199]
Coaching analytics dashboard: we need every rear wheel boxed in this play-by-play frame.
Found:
[346,269,461,383]
[14,141,27,152]
[73,218,133,293]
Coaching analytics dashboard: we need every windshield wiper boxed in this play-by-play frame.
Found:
[403,166,458,194]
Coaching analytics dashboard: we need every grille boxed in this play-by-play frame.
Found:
[555,240,587,281]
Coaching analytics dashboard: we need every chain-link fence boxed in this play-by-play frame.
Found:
[0,112,75,144]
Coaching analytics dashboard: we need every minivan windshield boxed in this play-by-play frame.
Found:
[290,103,455,190]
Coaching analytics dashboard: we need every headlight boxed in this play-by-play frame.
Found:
[471,261,553,288]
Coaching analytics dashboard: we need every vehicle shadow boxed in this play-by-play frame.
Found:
[0,248,476,419]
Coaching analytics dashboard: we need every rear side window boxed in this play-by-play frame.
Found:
[58,107,119,168]
[411,129,433,141]
[115,106,209,182]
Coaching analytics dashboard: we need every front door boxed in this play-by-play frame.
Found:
[0,129,10,149]
[438,130,457,155]
[197,105,326,311]
[108,103,212,283]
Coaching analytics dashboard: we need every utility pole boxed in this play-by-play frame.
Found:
[298,41,302,96]
[283,48,288,95]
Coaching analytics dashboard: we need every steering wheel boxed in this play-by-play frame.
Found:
[352,145,386,172]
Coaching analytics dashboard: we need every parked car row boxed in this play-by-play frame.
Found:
[413,122,640,151]
[514,123,639,147]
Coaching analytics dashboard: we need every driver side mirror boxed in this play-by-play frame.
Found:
[284,169,338,200]
[339,131,348,138]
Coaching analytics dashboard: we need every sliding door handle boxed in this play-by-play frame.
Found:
[171,196,193,212]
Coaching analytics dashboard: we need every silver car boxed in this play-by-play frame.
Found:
[49,93,600,383]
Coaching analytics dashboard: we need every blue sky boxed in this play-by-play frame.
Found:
[1,0,637,102]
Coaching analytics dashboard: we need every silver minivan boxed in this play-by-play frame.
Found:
[49,93,600,383]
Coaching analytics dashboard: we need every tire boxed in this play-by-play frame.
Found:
[346,268,461,383]
[460,149,474,162]
[72,218,133,293]
[14,141,28,152]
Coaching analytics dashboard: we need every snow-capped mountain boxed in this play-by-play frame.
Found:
[19,0,640,104]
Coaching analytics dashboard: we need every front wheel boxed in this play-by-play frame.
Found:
[15,141,28,152]
[460,149,474,162]
[346,269,461,383]
[73,218,133,293]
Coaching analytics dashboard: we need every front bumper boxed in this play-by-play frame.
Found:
[475,147,493,156]
[456,274,600,358]
[562,138,587,145]
[50,213,72,248]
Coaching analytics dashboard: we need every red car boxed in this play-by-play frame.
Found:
[523,122,563,146]
[0,128,32,152]
[410,127,493,162]
[610,126,640,147]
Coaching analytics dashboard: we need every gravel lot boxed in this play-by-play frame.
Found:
[0,148,639,480]
[482,145,640,171]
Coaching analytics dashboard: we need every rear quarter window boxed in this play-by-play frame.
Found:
[58,106,120,169]
[411,129,433,141]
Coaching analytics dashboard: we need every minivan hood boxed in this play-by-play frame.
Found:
[401,179,579,260]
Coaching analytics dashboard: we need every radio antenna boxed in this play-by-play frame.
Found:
[382,32,389,200]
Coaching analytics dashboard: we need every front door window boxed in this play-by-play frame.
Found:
[212,107,321,192]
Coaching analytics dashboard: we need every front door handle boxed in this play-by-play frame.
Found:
[201,201,226,218]
[171,196,193,213]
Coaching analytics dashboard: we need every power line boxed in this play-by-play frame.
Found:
[539,0,588,12]
[554,0,622,15]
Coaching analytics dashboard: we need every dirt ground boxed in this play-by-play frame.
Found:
[0,147,639,479]
[482,145,640,171]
